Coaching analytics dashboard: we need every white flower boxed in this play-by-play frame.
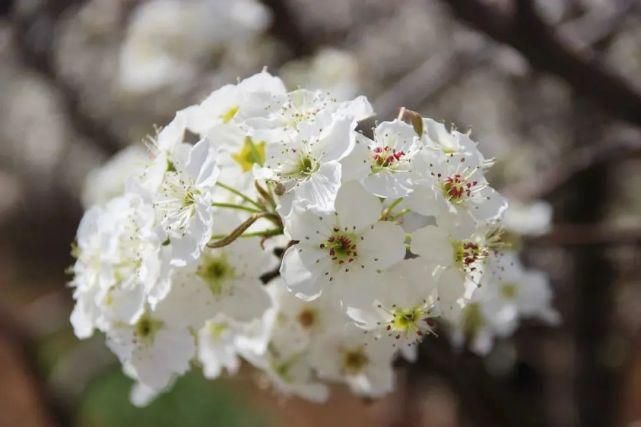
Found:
[106,308,195,391]
[70,74,558,404]
[265,278,346,355]
[341,120,422,198]
[150,138,220,266]
[246,89,373,142]
[446,252,558,355]
[347,258,439,351]
[448,298,508,355]
[308,325,396,398]
[182,71,287,137]
[410,219,502,314]
[281,181,406,302]
[421,118,489,166]
[484,252,559,324]
[245,345,330,402]
[197,317,242,379]
[167,235,274,323]
[411,152,506,222]
[257,113,355,213]
[241,298,329,402]
[407,120,506,222]
[70,193,164,338]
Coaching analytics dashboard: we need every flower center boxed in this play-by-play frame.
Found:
[342,348,369,374]
[500,282,518,299]
[208,322,228,339]
[297,308,317,329]
[156,172,200,234]
[298,155,318,176]
[453,240,487,271]
[371,146,405,171]
[197,254,235,295]
[320,230,358,264]
[134,315,163,341]
[442,174,478,203]
[391,306,426,332]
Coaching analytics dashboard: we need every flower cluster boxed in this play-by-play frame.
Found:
[70,71,558,405]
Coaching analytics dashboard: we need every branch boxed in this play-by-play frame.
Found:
[438,0,641,127]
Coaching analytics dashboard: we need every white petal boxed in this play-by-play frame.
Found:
[410,225,452,265]
[295,161,341,212]
[360,221,406,269]
[335,181,381,231]
[280,247,323,300]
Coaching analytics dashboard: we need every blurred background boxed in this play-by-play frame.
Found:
[1,0,641,426]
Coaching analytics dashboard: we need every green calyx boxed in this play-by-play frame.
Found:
[197,253,235,295]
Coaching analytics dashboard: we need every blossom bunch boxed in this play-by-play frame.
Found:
[71,71,558,404]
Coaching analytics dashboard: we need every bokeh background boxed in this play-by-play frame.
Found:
[1,0,641,426]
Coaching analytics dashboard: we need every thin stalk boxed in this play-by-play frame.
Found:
[216,182,263,210]
[207,213,268,248]
[212,202,263,214]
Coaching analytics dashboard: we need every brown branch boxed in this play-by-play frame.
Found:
[438,0,641,127]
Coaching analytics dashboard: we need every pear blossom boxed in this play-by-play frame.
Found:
[106,307,196,391]
[257,113,356,213]
[347,258,439,350]
[246,89,373,141]
[146,137,220,266]
[342,120,422,199]
[70,71,559,405]
[308,325,396,398]
[181,71,286,137]
[70,193,164,338]
[410,219,502,313]
[280,181,405,302]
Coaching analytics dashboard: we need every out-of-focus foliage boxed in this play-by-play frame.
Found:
[78,369,270,427]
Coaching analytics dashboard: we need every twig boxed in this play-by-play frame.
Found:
[438,0,641,127]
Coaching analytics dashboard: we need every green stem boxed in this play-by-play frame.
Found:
[212,202,263,214]
[391,208,411,220]
[381,197,405,221]
[215,182,263,210]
